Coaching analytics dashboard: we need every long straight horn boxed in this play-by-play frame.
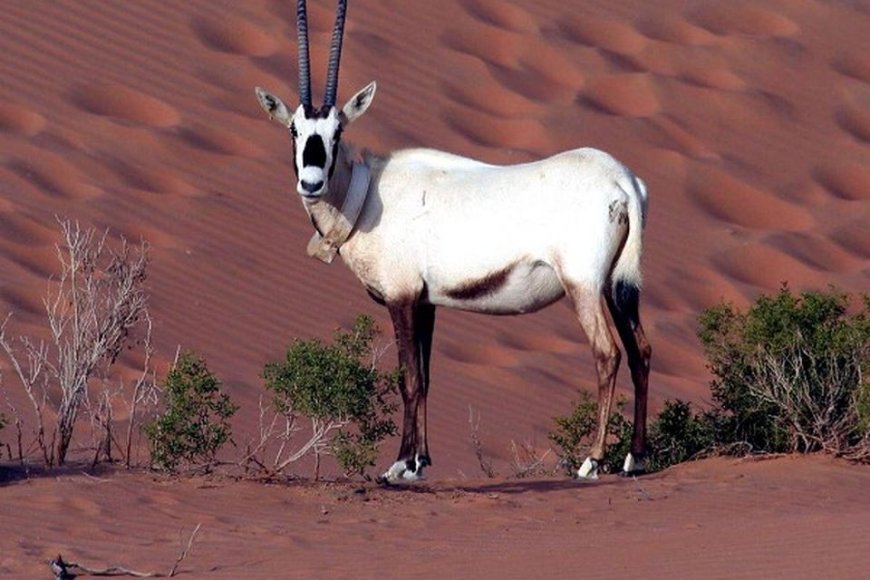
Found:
[296,0,312,107]
[323,0,348,108]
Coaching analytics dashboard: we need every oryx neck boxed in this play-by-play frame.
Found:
[305,144,371,263]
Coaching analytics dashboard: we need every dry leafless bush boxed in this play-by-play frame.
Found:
[239,394,349,479]
[699,287,869,463]
[468,406,497,478]
[467,407,557,479]
[509,440,555,479]
[748,342,869,460]
[0,219,151,466]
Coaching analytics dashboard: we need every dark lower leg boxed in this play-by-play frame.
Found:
[606,286,652,459]
[629,323,651,457]
[414,304,435,465]
[388,300,435,467]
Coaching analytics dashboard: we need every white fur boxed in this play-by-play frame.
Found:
[256,82,650,480]
[381,457,426,483]
[577,457,599,480]
[622,452,645,475]
[255,85,648,313]
[343,147,647,311]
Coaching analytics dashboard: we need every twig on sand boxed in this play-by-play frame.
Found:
[49,523,202,578]
[168,522,202,576]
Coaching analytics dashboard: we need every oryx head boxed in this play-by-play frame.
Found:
[256,0,376,200]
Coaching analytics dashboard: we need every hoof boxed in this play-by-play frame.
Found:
[378,454,429,484]
[619,453,646,477]
[576,457,600,480]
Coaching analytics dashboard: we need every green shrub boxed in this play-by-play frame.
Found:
[646,400,717,472]
[145,352,238,472]
[550,395,722,474]
[263,315,398,478]
[549,391,631,474]
[549,288,870,475]
[699,286,869,458]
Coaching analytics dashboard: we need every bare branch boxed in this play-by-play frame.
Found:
[468,406,496,478]
[1,220,151,466]
[48,522,201,578]
[509,440,553,479]
[168,523,202,577]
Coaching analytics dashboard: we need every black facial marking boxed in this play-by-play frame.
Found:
[303,134,327,168]
[291,139,299,177]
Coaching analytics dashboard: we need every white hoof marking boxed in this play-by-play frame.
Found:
[622,453,645,475]
[577,457,599,480]
[380,455,426,483]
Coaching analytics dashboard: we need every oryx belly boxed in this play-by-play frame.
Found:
[426,257,565,315]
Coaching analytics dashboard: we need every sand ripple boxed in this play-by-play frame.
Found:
[72,84,180,128]
[689,5,799,38]
[689,168,814,230]
[191,16,279,57]
[814,163,870,202]
[0,102,46,136]
[583,73,660,117]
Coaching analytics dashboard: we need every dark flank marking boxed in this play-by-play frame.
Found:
[445,264,514,301]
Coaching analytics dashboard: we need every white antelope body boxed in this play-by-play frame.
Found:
[257,0,652,482]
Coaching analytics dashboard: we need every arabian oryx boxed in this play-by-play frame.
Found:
[255,0,652,482]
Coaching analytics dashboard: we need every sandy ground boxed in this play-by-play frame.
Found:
[2,456,870,578]
[0,0,868,577]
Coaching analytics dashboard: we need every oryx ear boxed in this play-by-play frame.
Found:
[255,87,293,126]
[340,81,377,125]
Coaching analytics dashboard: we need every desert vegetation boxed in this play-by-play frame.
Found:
[144,351,238,472]
[1,221,866,478]
[698,286,869,461]
[259,315,398,479]
[550,286,869,473]
[0,219,152,468]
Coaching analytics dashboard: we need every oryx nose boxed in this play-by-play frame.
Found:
[300,179,324,194]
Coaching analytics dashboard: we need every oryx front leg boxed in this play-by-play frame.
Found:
[380,300,436,483]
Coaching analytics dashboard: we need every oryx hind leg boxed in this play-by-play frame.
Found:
[561,279,621,481]
[606,280,651,476]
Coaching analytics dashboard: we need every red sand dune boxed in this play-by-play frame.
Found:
[0,0,868,577]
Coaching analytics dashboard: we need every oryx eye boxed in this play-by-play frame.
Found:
[290,124,298,138]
